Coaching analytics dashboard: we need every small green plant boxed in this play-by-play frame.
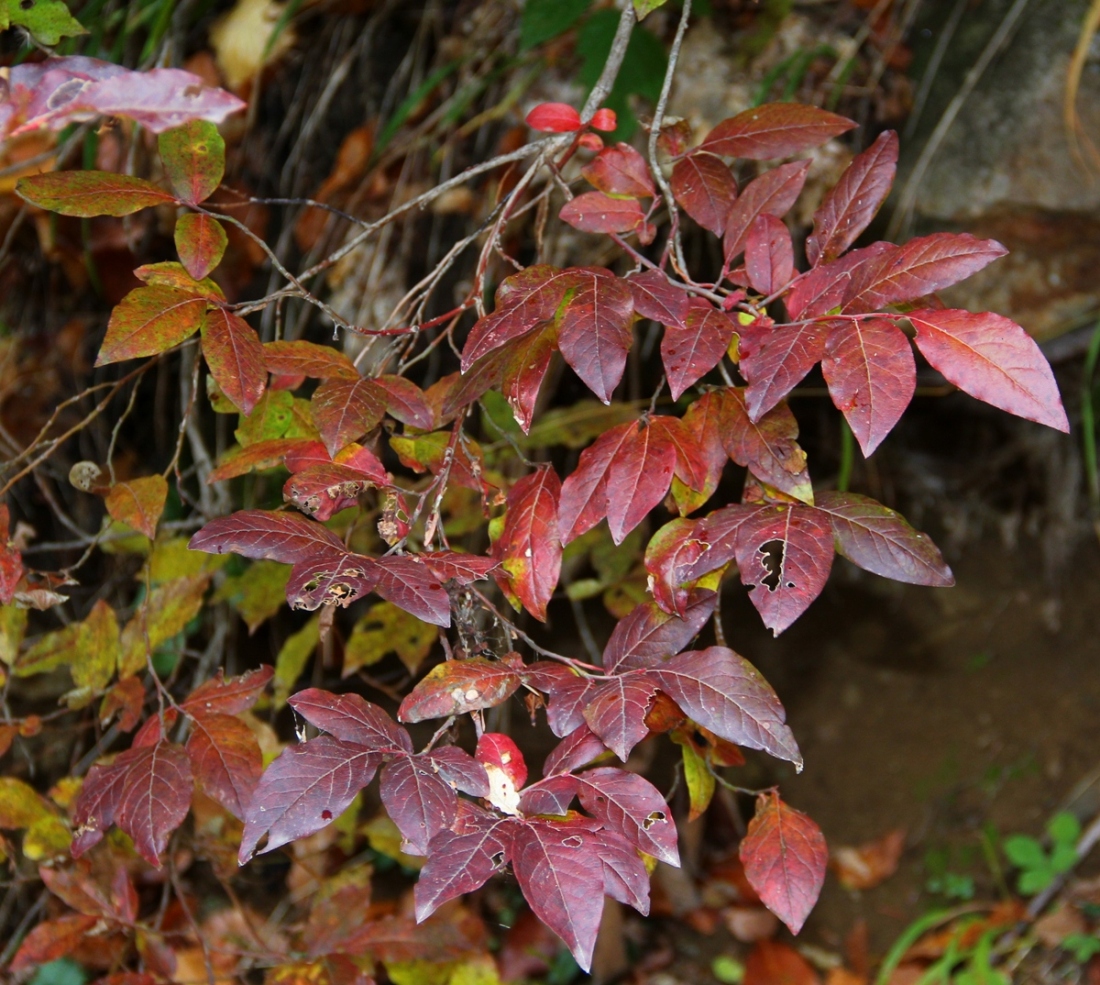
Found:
[1002,812,1080,895]
[1060,932,1100,964]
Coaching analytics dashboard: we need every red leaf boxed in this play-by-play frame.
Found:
[104,474,168,538]
[559,191,647,237]
[532,668,598,738]
[511,819,607,972]
[542,725,610,776]
[908,308,1069,432]
[583,672,660,760]
[239,736,381,861]
[419,551,498,585]
[477,732,528,792]
[806,130,898,267]
[380,754,463,854]
[398,655,525,722]
[745,214,795,296]
[189,508,347,563]
[740,791,827,934]
[182,665,273,718]
[186,713,262,819]
[571,767,679,865]
[732,504,834,634]
[207,437,318,483]
[843,233,1008,312]
[643,517,712,616]
[652,647,802,766]
[813,491,953,585]
[724,161,810,264]
[589,108,617,131]
[645,414,710,495]
[671,391,729,515]
[526,102,583,132]
[312,377,387,455]
[602,589,717,674]
[290,687,412,752]
[580,143,655,198]
[626,269,691,328]
[661,298,737,400]
[786,242,894,320]
[739,319,830,420]
[372,374,434,429]
[558,422,634,543]
[16,170,176,217]
[557,270,635,403]
[500,322,557,433]
[283,462,387,521]
[492,466,562,621]
[822,318,916,455]
[716,388,813,503]
[175,212,227,280]
[671,153,738,235]
[97,285,207,364]
[10,914,100,971]
[286,549,378,611]
[202,306,266,415]
[701,103,856,160]
[604,421,678,544]
[744,940,821,985]
[263,340,359,380]
[371,554,451,626]
[158,120,224,204]
[0,504,24,604]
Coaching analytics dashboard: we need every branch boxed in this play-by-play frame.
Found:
[581,4,637,121]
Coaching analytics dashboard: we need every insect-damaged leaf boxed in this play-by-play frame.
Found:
[745,214,794,296]
[671,153,738,235]
[311,377,387,455]
[185,713,262,819]
[580,143,655,198]
[807,130,898,267]
[908,308,1069,433]
[602,589,717,674]
[283,462,386,522]
[723,161,810,264]
[239,736,381,861]
[105,474,168,538]
[286,549,378,612]
[97,286,208,364]
[190,508,347,564]
[398,655,525,722]
[739,791,827,934]
[492,466,562,621]
[202,307,266,415]
[16,171,176,217]
[158,120,225,204]
[822,318,916,456]
[700,102,856,160]
[557,268,635,403]
[559,192,649,238]
[661,298,737,400]
[175,212,228,281]
[568,767,679,865]
[738,318,830,421]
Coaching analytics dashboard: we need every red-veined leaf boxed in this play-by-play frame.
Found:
[580,143,655,197]
[174,212,227,280]
[724,161,810,264]
[557,270,635,403]
[806,130,898,266]
[604,420,677,544]
[158,120,224,204]
[202,307,266,415]
[559,192,647,237]
[739,791,827,934]
[908,308,1069,432]
[239,736,381,861]
[372,374,434,429]
[558,422,635,543]
[290,688,411,752]
[492,466,562,621]
[843,233,1008,312]
[822,317,916,455]
[286,549,378,611]
[671,153,738,235]
[263,340,359,380]
[583,672,660,761]
[573,767,679,865]
[182,665,273,718]
[701,103,856,160]
[739,319,830,420]
[661,297,737,399]
[745,214,794,296]
[189,508,347,563]
[602,589,717,674]
[526,102,583,132]
[626,269,691,328]
[97,285,207,364]
[371,554,451,626]
[398,655,525,722]
[105,474,168,538]
[312,377,387,455]
[652,647,802,766]
[813,491,953,586]
[16,170,175,217]
[283,462,386,521]
[186,713,262,819]
[380,754,462,855]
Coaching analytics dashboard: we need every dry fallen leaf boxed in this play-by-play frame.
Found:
[1033,902,1087,947]
[210,0,297,90]
[832,828,906,890]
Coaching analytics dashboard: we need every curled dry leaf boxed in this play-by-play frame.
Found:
[832,828,906,891]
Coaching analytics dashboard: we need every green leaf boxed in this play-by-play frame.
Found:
[633,0,670,19]
[0,604,27,666]
[16,171,174,218]
[0,0,87,45]
[1017,866,1053,896]
[672,732,715,820]
[274,616,320,708]
[344,602,436,676]
[519,0,591,50]
[97,286,208,365]
[1047,811,1081,848]
[234,390,317,445]
[158,121,226,204]
[1002,834,1046,869]
[213,561,291,633]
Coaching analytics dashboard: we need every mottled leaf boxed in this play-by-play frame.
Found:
[97,285,207,364]
[283,462,386,521]
[398,655,525,722]
[16,171,175,217]
[286,549,377,612]
[105,474,168,538]
[158,120,225,204]
[175,212,228,280]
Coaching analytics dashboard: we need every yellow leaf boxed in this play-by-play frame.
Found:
[0,604,27,665]
[213,560,290,633]
[274,616,319,707]
[142,536,226,584]
[0,778,53,828]
[15,621,83,678]
[23,815,72,860]
[105,474,169,539]
[119,573,210,677]
[210,0,297,91]
[344,602,435,676]
[71,599,120,692]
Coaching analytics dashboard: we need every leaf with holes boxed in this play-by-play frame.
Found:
[807,130,898,266]
[202,307,266,415]
[158,120,225,204]
[380,754,465,855]
[626,269,691,328]
[560,192,649,238]
[745,214,794,296]
[189,509,347,563]
[283,462,386,521]
[97,286,208,364]
[602,589,717,674]
[398,655,525,722]
[701,103,856,160]
[492,466,562,621]
[16,171,176,217]
[185,713,262,819]
[263,340,359,380]
[908,308,1069,432]
[175,212,228,280]
[671,153,738,235]
[239,736,381,861]
[652,647,802,766]
[557,270,635,403]
[822,318,916,456]
[571,767,679,865]
[558,422,634,543]
[643,517,713,616]
[739,791,827,933]
[312,377,387,455]
[723,161,810,264]
[580,143,655,198]
[286,549,378,611]
[661,298,738,400]
[738,319,830,421]
[105,474,168,539]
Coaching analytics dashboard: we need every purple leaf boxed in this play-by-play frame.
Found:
[602,590,717,674]
[671,153,738,235]
[583,672,660,761]
[557,269,635,404]
[289,688,412,752]
[415,810,515,921]
[661,298,738,400]
[189,508,347,564]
